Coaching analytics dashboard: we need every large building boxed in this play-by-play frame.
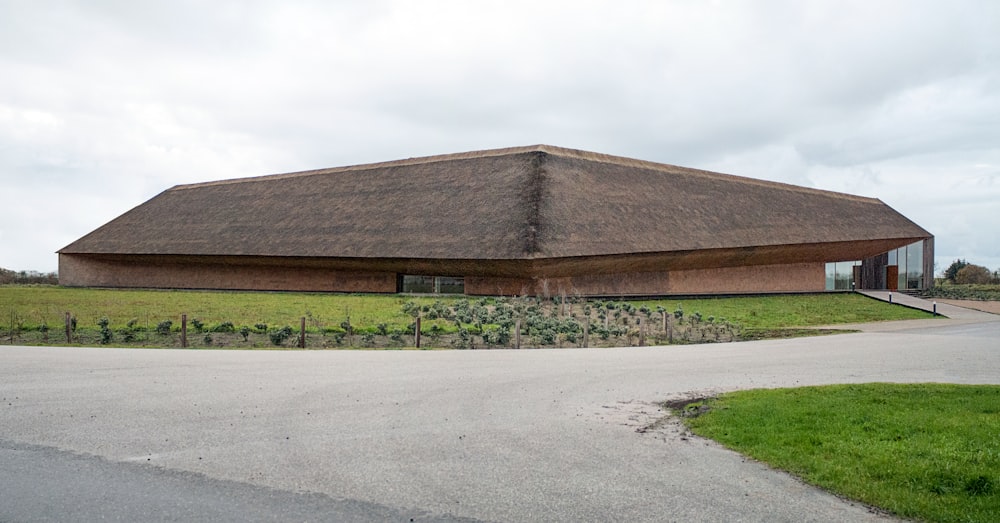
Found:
[59,145,933,296]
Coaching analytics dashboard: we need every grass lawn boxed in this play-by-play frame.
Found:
[678,384,1000,523]
[636,293,934,332]
[0,286,461,332]
[0,286,935,348]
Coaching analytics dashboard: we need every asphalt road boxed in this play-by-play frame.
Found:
[2,308,998,522]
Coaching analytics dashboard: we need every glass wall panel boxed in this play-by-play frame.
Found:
[895,246,907,290]
[906,241,924,289]
[826,261,860,290]
[437,276,465,294]
[401,275,434,293]
[401,275,465,294]
[835,261,855,290]
[888,249,897,265]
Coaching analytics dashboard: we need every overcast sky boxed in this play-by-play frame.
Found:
[2,1,998,274]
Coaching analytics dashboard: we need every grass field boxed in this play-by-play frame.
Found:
[0,285,453,332]
[0,286,935,348]
[635,293,933,334]
[678,384,1000,523]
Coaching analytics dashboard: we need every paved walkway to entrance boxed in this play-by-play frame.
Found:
[858,290,997,320]
[816,291,1000,333]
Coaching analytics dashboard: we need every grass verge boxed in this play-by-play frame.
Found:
[1,286,934,348]
[636,293,933,335]
[676,384,1000,523]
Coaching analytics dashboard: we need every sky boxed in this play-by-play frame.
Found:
[1,0,998,275]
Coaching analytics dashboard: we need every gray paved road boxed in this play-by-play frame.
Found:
[2,309,998,522]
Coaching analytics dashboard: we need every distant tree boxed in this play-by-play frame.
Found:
[955,264,992,285]
[0,268,58,285]
[944,259,969,283]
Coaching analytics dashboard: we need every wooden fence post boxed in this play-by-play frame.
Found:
[415,315,421,348]
[65,312,72,343]
[299,317,306,348]
[583,319,589,348]
[181,314,187,348]
[514,318,521,349]
[638,317,645,347]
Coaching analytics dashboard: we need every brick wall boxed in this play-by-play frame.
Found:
[61,254,824,296]
[59,255,396,292]
[466,263,824,296]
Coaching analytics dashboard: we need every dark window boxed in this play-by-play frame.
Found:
[400,275,434,293]
[436,276,464,294]
[400,275,464,294]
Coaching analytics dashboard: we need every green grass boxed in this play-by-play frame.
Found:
[635,293,933,332]
[679,384,1000,523]
[0,286,935,347]
[0,285,461,332]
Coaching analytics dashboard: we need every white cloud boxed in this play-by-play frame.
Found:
[1,0,998,272]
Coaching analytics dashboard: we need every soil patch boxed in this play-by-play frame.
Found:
[661,396,714,418]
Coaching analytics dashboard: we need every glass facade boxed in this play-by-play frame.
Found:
[825,260,860,290]
[400,275,465,294]
[884,240,926,290]
[906,241,923,290]
[401,275,434,293]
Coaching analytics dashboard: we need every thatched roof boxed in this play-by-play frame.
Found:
[60,145,931,263]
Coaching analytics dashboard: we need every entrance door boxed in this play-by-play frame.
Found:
[886,265,898,291]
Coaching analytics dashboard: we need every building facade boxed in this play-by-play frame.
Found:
[59,145,934,296]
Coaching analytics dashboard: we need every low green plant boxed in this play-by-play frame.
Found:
[482,326,510,347]
[451,327,472,349]
[388,329,406,346]
[155,320,173,335]
[211,321,235,333]
[119,319,139,343]
[97,317,112,344]
[922,284,1000,302]
[427,324,444,343]
[268,326,293,346]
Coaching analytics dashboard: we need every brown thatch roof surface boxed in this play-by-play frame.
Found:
[60,145,931,261]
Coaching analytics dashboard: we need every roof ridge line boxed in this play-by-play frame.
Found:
[168,144,880,205]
